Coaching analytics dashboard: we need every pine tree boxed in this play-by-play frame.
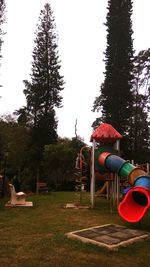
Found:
[0,0,6,87]
[93,0,134,136]
[0,0,5,56]
[23,3,64,147]
[128,49,150,163]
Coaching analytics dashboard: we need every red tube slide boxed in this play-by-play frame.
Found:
[118,187,150,223]
[98,152,150,223]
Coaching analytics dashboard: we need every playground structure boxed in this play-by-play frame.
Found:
[89,123,150,223]
[74,146,91,203]
[73,123,150,223]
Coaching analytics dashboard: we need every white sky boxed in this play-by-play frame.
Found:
[0,0,150,144]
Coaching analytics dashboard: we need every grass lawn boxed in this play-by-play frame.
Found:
[0,191,150,267]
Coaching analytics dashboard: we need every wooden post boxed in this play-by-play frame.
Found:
[146,163,150,174]
[36,167,39,194]
[113,140,121,206]
[106,181,109,200]
[116,174,120,205]
[90,139,96,208]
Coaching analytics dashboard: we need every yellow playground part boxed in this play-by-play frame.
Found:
[95,181,109,197]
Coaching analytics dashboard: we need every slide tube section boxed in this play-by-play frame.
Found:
[98,152,150,223]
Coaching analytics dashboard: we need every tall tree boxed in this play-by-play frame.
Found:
[0,0,6,87]
[22,3,64,152]
[92,0,134,137]
[128,49,150,162]
[132,49,150,117]
[0,0,5,57]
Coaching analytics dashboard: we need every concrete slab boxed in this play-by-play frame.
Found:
[66,224,150,250]
[64,203,90,209]
[5,201,33,207]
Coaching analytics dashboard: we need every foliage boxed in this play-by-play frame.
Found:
[0,0,5,59]
[127,49,150,163]
[0,116,87,192]
[92,1,150,162]
[19,2,64,156]
[92,0,134,137]
[15,3,65,182]
[132,48,150,116]
[0,116,31,184]
[43,137,86,190]
[0,0,6,90]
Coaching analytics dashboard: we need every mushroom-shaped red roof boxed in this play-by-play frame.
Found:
[90,123,123,143]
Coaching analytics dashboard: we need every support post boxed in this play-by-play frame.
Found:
[146,163,150,174]
[90,139,96,208]
[116,174,120,206]
[114,139,120,151]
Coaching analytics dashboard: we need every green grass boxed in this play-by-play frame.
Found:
[0,192,150,267]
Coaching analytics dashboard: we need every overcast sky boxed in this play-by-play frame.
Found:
[0,0,150,144]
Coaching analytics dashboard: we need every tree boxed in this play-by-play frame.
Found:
[92,0,134,137]
[21,3,64,166]
[132,49,150,116]
[43,137,86,190]
[128,49,150,162]
[0,0,6,88]
[0,115,30,183]
[0,0,5,57]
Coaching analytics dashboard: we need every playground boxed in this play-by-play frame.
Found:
[0,192,150,267]
[0,123,150,266]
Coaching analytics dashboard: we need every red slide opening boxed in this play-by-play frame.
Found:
[118,187,150,223]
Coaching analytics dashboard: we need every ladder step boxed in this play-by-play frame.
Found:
[74,173,81,176]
